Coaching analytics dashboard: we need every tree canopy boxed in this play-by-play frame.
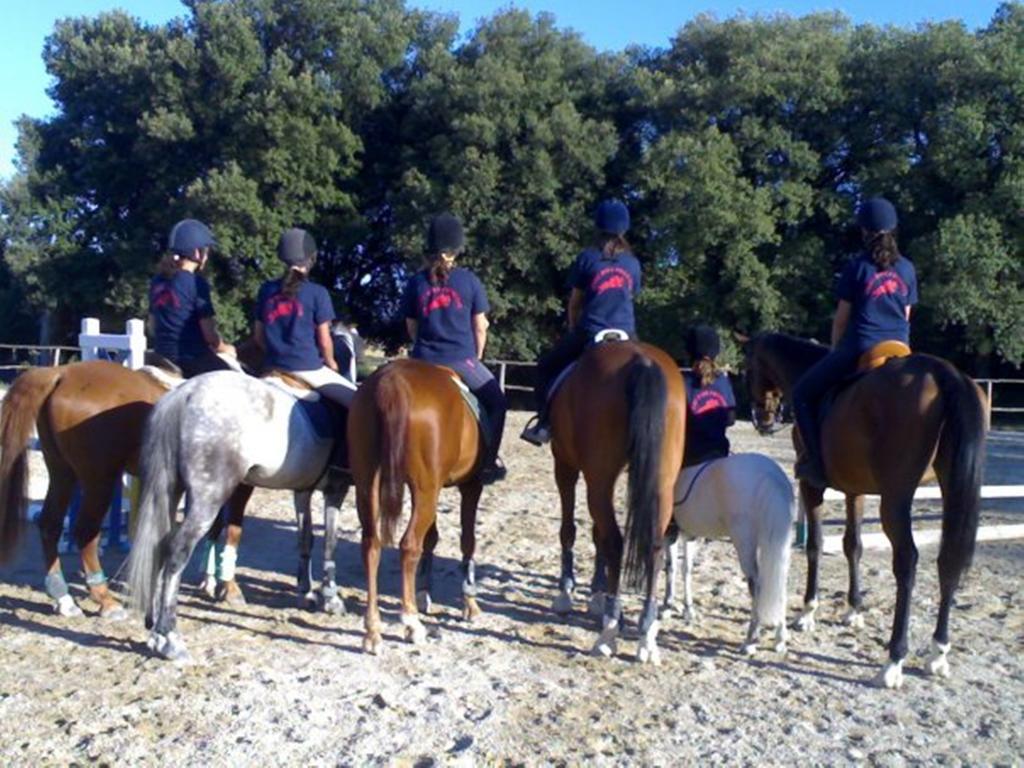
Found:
[2,0,1022,370]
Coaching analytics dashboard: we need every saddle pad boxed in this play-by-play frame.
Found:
[438,368,492,447]
[857,341,911,372]
[263,372,322,402]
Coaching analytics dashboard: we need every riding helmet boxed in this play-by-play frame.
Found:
[427,213,465,254]
[687,324,721,361]
[278,227,317,268]
[168,219,216,260]
[595,199,630,235]
[857,197,898,233]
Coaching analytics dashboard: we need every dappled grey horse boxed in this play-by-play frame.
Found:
[126,370,351,662]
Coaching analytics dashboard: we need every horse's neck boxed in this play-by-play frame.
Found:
[765,338,825,396]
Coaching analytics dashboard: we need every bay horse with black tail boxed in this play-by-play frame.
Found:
[348,358,489,654]
[745,333,986,687]
[547,341,685,663]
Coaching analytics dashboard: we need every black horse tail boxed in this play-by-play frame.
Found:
[623,355,668,591]
[933,362,986,582]
[376,370,409,547]
[126,388,185,617]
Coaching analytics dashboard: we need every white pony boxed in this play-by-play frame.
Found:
[663,452,795,654]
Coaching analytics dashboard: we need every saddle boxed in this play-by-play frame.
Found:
[263,370,349,472]
[545,328,632,407]
[437,368,494,449]
[817,341,912,424]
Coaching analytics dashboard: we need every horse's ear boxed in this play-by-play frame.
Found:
[732,331,750,345]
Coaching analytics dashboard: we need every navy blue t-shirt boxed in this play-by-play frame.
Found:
[835,253,918,353]
[402,267,489,364]
[256,278,336,371]
[569,248,641,337]
[149,271,215,363]
[683,370,736,467]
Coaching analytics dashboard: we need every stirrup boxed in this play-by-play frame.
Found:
[479,457,507,485]
[520,415,551,446]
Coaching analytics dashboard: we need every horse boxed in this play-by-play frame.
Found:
[126,370,350,662]
[547,340,685,663]
[660,453,794,655]
[745,332,987,687]
[348,358,490,654]
[0,360,180,618]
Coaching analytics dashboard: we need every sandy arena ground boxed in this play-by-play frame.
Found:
[1,413,1022,765]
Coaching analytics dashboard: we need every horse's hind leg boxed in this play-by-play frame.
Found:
[458,480,484,622]
[294,489,317,608]
[75,473,127,620]
[37,466,79,617]
[794,482,825,632]
[552,458,579,615]
[589,480,624,658]
[399,483,441,642]
[736,538,762,655]
[357,473,383,654]
[661,525,680,617]
[416,522,439,614]
[320,477,349,616]
[875,495,917,689]
[215,485,250,606]
[842,494,866,628]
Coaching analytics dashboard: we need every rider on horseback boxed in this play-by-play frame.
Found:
[520,199,641,446]
[402,213,508,485]
[792,197,918,487]
[253,228,357,408]
[148,218,237,377]
[683,324,736,467]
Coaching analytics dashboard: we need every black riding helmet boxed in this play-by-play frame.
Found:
[687,324,720,361]
[428,213,465,254]
[278,227,317,268]
[594,199,630,235]
[168,219,216,261]
[857,197,898,233]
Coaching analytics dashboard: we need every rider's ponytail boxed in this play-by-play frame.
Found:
[866,230,899,270]
[282,266,309,299]
[157,253,181,279]
[600,234,631,260]
[694,357,720,389]
[428,254,455,286]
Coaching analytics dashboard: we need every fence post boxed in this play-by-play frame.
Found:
[498,361,507,393]
[986,380,993,426]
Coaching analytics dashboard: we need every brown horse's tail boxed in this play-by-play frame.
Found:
[933,363,987,581]
[0,366,63,563]
[623,354,668,591]
[376,370,409,547]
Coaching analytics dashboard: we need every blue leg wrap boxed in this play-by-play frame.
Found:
[45,571,70,600]
[85,569,108,588]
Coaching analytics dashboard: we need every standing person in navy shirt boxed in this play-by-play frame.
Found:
[521,199,641,445]
[402,213,507,485]
[148,218,236,377]
[683,324,736,467]
[253,228,356,407]
[792,197,919,487]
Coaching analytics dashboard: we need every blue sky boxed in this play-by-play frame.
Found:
[0,0,1007,179]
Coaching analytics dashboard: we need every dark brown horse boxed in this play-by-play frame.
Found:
[745,333,987,687]
[547,341,685,663]
[0,360,249,618]
[348,358,487,654]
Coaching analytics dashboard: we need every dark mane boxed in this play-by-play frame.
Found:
[751,332,830,369]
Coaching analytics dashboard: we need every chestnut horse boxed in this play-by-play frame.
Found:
[547,341,685,663]
[0,360,251,619]
[745,333,986,687]
[348,359,488,654]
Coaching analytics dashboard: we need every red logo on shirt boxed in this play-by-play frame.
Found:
[151,285,180,310]
[420,287,464,317]
[691,390,728,416]
[591,266,634,295]
[865,271,908,300]
[264,294,304,324]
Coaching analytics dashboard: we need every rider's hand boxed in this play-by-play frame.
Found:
[221,343,237,358]
[326,359,339,372]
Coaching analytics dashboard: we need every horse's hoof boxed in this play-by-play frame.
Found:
[637,642,662,665]
[926,641,951,678]
[842,609,865,629]
[588,592,606,617]
[199,576,217,600]
[660,602,677,621]
[402,615,428,644]
[741,642,758,656]
[592,621,619,658]
[774,641,788,656]
[874,661,904,689]
[793,612,816,633]
[55,595,83,618]
[147,631,191,664]
[363,632,383,655]
[322,594,346,616]
[682,607,699,625]
[298,591,318,610]
[416,590,432,615]
[551,591,573,615]
[217,581,246,606]
[462,597,481,622]
[101,604,129,622]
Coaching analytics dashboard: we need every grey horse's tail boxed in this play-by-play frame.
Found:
[753,458,795,626]
[126,389,185,618]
